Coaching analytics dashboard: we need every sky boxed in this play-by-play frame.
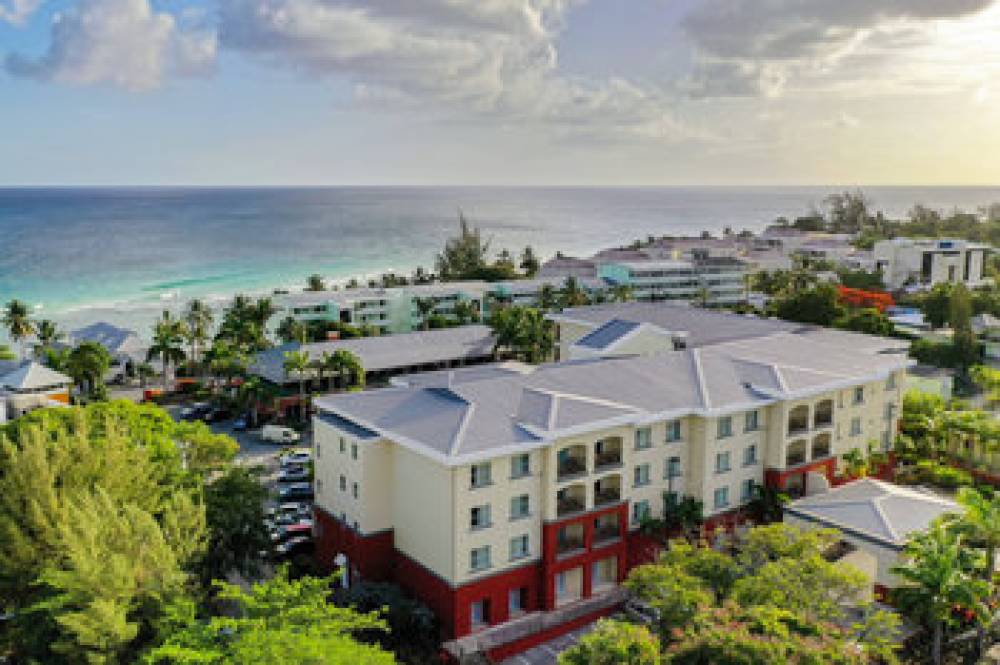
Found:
[1,0,1000,186]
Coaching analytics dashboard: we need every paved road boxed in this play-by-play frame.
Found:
[498,625,596,665]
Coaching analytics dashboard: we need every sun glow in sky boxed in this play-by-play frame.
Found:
[1,0,999,186]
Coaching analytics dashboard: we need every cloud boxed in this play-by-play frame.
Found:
[0,0,42,25]
[5,0,216,91]
[681,0,999,97]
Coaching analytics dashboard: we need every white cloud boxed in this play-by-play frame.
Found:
[5,0,216,91]
[681,0,1000,98]
[0,0,42,25]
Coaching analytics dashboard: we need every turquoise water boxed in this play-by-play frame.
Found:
[1,186,998,337]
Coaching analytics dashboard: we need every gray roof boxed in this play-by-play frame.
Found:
[786,479,959,548]
[0,361,72,392]
[550,302,804,348]
[314,329,912,465]
[973,313,1000,332]
[575,319,640,350]
[71,322,147,360]
[250,325,495,384]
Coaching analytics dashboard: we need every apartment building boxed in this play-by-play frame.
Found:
[597,257,747,305]
[310,309,909,657]
[873,237,993,290]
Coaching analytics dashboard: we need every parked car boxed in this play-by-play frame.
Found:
[266,501,311,520]
[273,535,314,558]
[270,522,313,543]
[262,425,300,444]
[179,402,211,421]
[277,466,311,483]
[278,483,314,501]
[232,416,248,431]
[280,451,312,468]
[202,407,231,423]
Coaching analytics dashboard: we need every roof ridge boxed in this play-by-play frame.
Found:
[691,348,710,410]
[448,403,476,457]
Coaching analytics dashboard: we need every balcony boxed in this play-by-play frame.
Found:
[593,514,621,544]
[786,439,807,467]
[814,400,834,429]
[788,405,810,436]
[556,523,585,556]
[557,484,586,518]
[812,433,831,460]
[593,437,623,472]
[557,445,587,482]
[593,475,621,508]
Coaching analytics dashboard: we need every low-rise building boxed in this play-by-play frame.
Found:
[784,479,959,591]
[874,238,993,290]
[597,257,747,305]
[972,313,1000,360]
[70,322,148,382]
[310,310,909,657]
[0,360,73,423]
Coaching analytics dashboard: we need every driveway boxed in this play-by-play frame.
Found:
[498,624,597,665]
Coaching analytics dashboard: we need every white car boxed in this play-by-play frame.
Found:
[280,451,312,468]
[262,425,300,444]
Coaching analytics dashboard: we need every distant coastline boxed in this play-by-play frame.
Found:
[3,185,999,339]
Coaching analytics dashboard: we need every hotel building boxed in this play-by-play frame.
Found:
[310,305,909,659]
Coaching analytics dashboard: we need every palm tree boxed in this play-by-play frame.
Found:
[66,341,112,399]
[276,316,306,344]
[331,349,365,390]
[283,349,312,419]
[559,277,589,309]
[183,299,214,375]
[453,300,479,325]
[147,311,187,392]
[537,284,557,311]
[414,297,436,331]
[892,525,989,665]
[32,319,63,357]
[2,299,34,359]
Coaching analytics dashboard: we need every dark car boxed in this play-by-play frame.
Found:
[278,483,314,501]
[277,466,311,483]
[179,402,211,421]
[270,522,313,543]
[202,407,231,423]
[273,535,314,558]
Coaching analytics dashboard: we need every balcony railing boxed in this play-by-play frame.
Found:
[786,450,807,467]
[593,525,620,544]
[556,537,585,555]
[594,451,622,471]
[557,457,586,481]
[557,497,585,517]
[594,489,620,507]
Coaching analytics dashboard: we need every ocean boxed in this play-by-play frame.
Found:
[2,186,999,339]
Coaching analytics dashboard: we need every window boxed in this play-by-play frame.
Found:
[715,451,731,474]
[351,443,358,460]
[886,373,896,390]
[316,478,323,494]
[665,420,682,442]
[509,534,530,560]
[634,463,651,487]
[741,479,755,501]
[745,410,759,432]
[555,571,568,597]
[510,494,530,520]
[714,487,730,509]
[880,430,891,450]
[470,546,491,572]
[339,475,346,492]
[471,462,492,488]
[853,387,864,405]
[632,500,650,524]
[339,438,346,453]
[509,588,527,615]
[351,482,358,499]
[743,445,757,466]
[634,427,652,450]
[510,453,530,479]
[352,521,359,531]
[885,403,897,421]
[717,416,733,439]
[665,456,682,479]
[470,599,490,627]
[850,417,862,436]
[316,442,321,458]
[470,505,491,530]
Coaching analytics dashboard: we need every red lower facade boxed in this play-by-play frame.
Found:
[315,503,638,657]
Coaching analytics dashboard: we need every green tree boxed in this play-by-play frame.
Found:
[413,297,437,330]
[558,619,660,665]
[2,298,34,359]
[452,299,479,325]
[892,525,989,665]
[283,349,312,418]
[33,318,64,357]
[922,283,954,329]
[306,273,327,291]
[611,284,634,303]
[836,308,894,336]
[66,340,113,399]
[435,211,490,281]
[323,349,365,390]
[199,466,269,582]
[537,283,557,310]
[183,299,214,375]
[949,284,981,373]
[520,246,540,277]
[625,562,712,636]
[0,343,16,361]
[147,311,187,392]
[146,568,395,665]
[559,276,589,308]
[489,306,554,363]
[771,283,844,326]
[276,315,307,344]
